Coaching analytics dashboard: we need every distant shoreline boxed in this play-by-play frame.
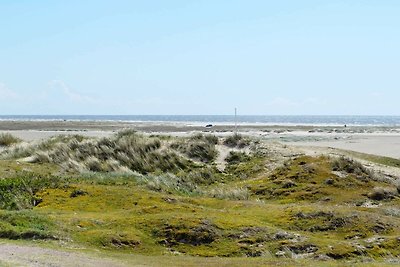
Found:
[1,115,400,127]
[0,119,400,132]
[1,120,400,159]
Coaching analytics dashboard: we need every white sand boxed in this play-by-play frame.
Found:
[0,130,113,141]
[287,135,400,159]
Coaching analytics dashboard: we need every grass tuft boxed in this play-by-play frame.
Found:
[0,210,56,240]
[223,134,250,148]
[0,133,21,147]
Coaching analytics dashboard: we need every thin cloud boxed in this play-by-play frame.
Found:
[49,80,98,104]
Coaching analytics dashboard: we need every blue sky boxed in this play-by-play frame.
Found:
[0,0,399,115]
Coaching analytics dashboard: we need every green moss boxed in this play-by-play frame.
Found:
[0,210,56,240]
[225,157,266,180]
[1,135,400,264]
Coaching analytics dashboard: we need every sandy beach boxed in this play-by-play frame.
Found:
[286,135,400,159]
[1,120,400,159]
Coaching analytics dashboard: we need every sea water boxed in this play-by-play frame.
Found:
[0,115,400,126]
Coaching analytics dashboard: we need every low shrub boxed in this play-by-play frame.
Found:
[368,187,397,201]
[226,151,250,164]
[0,173,63,210]
[332,157,375,180]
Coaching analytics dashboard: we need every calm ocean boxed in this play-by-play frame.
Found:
[0,115,400,126]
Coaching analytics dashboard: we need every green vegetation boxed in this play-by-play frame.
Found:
[0,210,55,240]
[223,134,250,148]
[0,173,63,210]
[0,133,21,147]
[0,132,400,265]
[335,148,400,168]
[3,131,193,174]
[170,134,218,163]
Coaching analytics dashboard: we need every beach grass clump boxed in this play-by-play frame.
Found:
[171,134,219,163]
[223,134,250,148]
[142,173,199,195]
[0,133,21,147]
[331,157,375,180]
[0,135,87,160]
[0,144,33,159]
[186,142,218,163]
[208,187,250,200]
[133,167,223,195]
[1,132,221,174]
[179,166,223,186]
[225,151,250,164]
[189,133,219,145]
[9,131,193,174]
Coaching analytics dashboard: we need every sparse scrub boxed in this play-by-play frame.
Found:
[136,167,223,195]
[0,144,34,159]
[0,133,21,147]
[368,187,397,201]
[225,151,250,164]
[2,131,192,174]
[171,134,218,163]
[179,167,221,186]
[186,142,218,162]
[223,134,250,148]
[143,173,199,195]
[190,133,219,145]
[85,156,103,172]
[116,129,137,138]
[208,187,250,200]
[332,157,375,180]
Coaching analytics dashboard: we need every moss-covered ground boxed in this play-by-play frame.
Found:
[1,133,400,265]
